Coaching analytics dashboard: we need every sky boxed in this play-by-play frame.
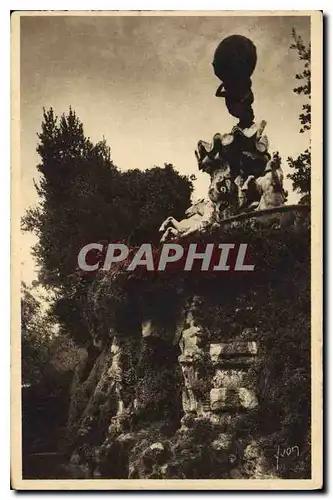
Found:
[20,14,311,285]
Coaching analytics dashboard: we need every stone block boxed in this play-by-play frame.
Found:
[212,369,246,388]
[210,342,257,365]
[214,357,255,367]
[210,387,258,411]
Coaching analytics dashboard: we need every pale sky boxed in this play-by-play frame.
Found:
[20,14,310,285]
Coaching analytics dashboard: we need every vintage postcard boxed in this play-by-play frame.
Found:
[11,10,323,490]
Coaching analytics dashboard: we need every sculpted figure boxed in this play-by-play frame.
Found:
[159,131,285,242]
[158,33,286,242]
[196,120,270,179]
[159,198,215,243]
[159,160,241,242]
[213,35,257,129]
[240,153,286,211]
[195,123,286,215]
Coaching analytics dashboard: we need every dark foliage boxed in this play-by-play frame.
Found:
[65,217,310,480]
[21,282,85,478]
[22,107,193,345]
[287,29,311,195]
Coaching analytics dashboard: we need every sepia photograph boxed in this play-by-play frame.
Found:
[11,10,322,490]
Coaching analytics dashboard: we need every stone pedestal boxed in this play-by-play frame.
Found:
[176,297,259,422]
[175,296,277,478]
[209,341,258,412]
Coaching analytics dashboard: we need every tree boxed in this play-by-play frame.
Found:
[21,282,83,386]
[22,107,121,290]
[119,164,194,245]
[287,29,311,196]
[22,108,193,345]
[21,282,55,386]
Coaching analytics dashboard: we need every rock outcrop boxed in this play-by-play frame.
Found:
[64,206,311,479]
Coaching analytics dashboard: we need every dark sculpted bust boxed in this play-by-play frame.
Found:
[213,34,257,129]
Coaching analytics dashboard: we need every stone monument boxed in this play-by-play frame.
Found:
[160,35,287,243]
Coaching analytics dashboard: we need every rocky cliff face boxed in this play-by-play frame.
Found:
[64,206,311,479]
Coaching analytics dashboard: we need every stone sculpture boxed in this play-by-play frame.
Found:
[213,34,257,129]
[159,198,215,242]
[159,33,287,243]
[241,152,286,211]
[159,123,285,242]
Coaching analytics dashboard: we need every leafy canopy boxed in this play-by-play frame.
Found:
[287,29,311,196]
[22,107,193,344]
